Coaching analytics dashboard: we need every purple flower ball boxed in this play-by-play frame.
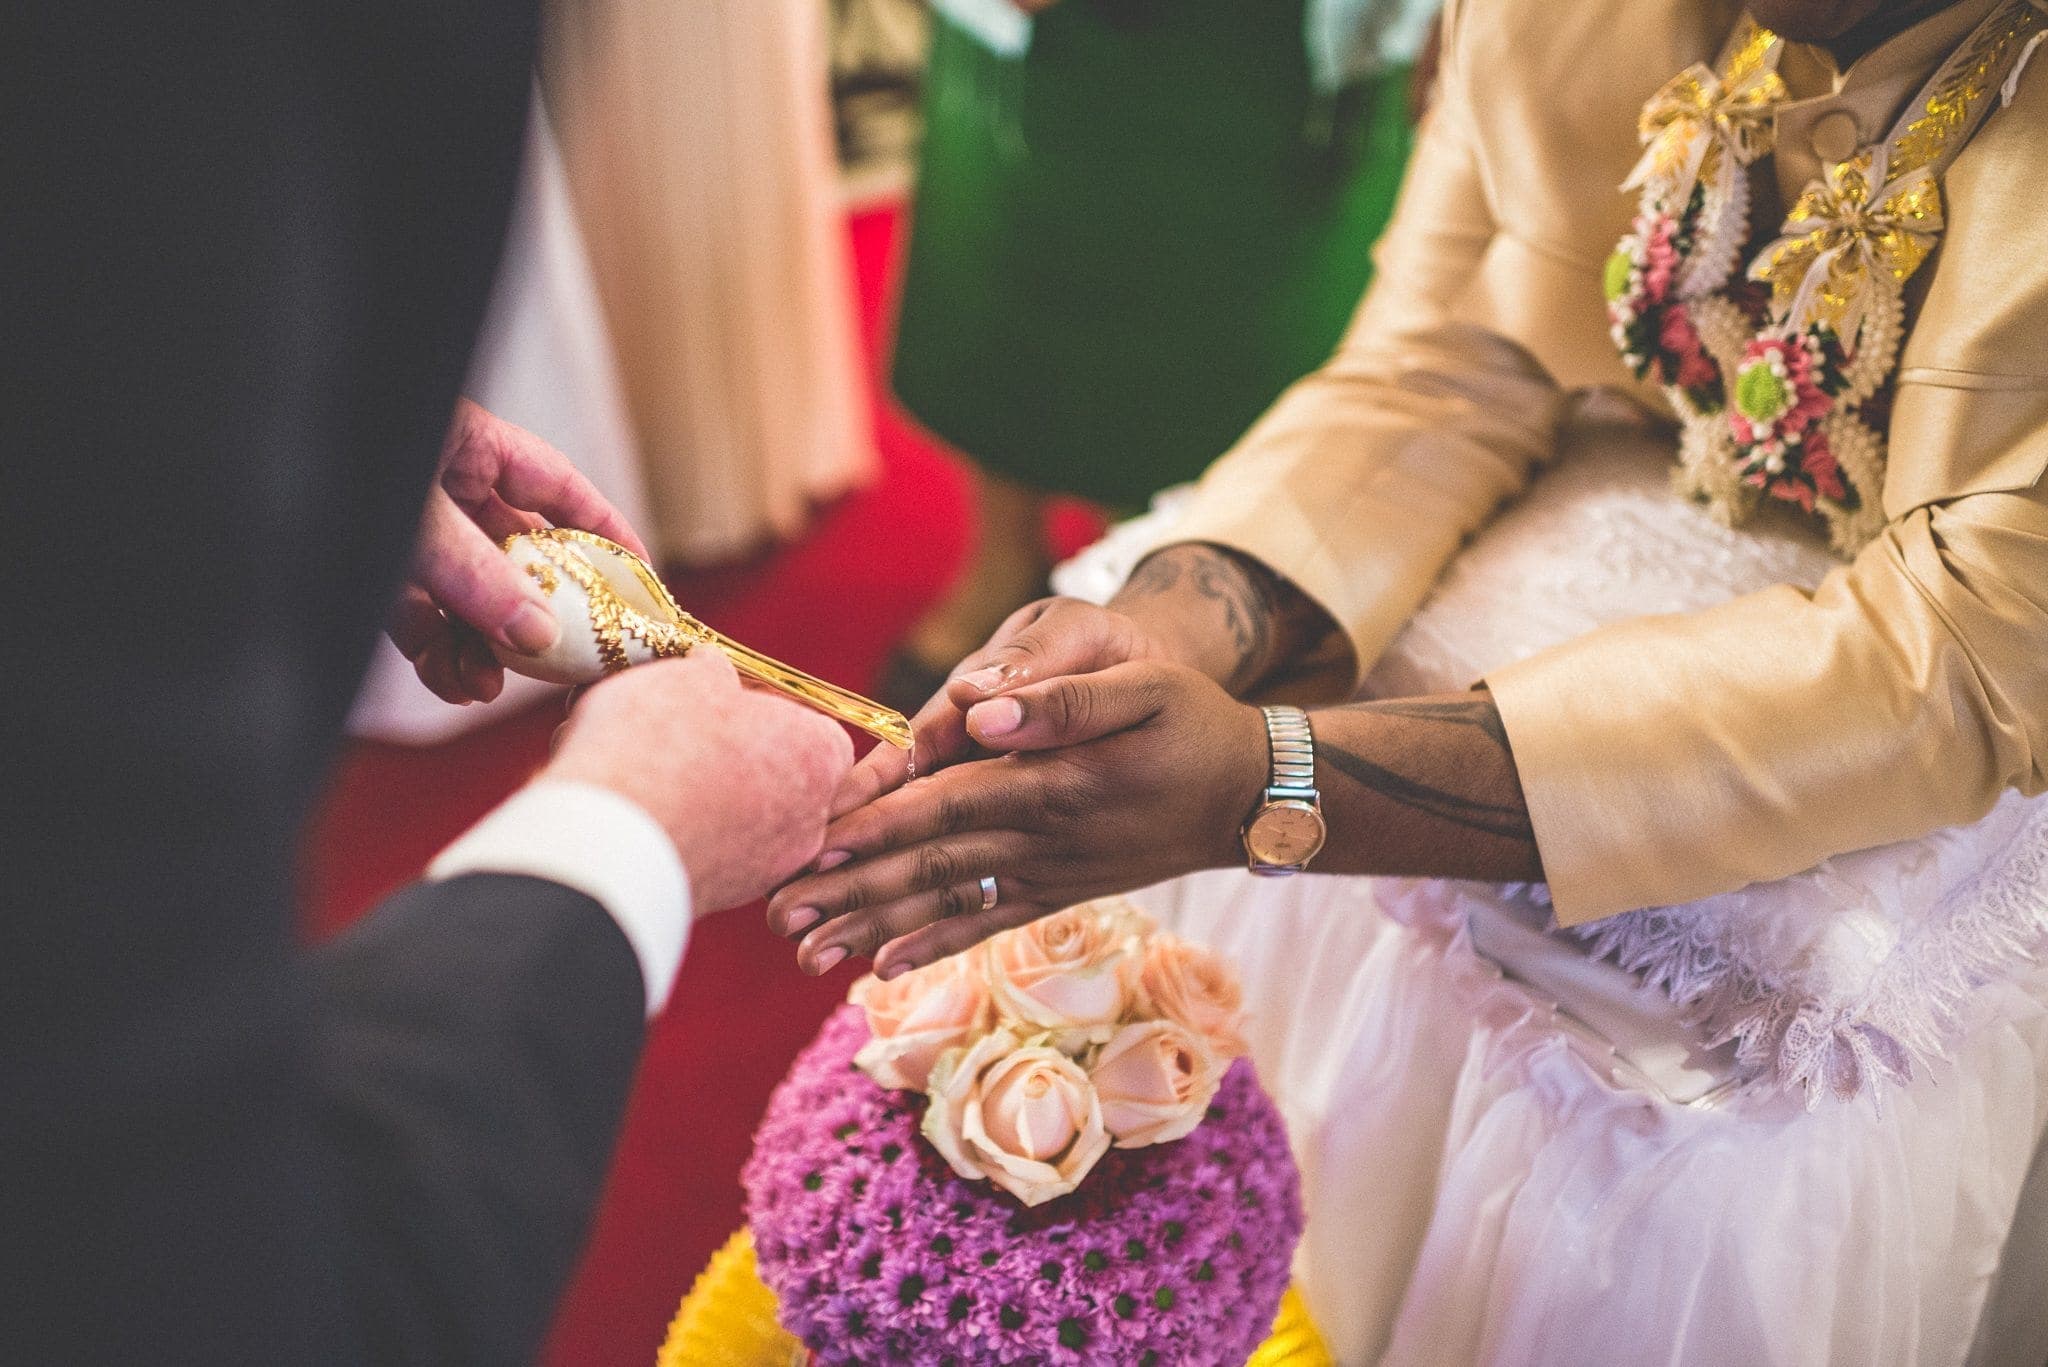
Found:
[743,1006,1303,1366]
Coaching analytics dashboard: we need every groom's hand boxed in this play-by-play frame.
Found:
[830,597,1187,819]
[543,650,856,914]
[833,544,1337,819]
[390,398,651,704]
[767,661,1267,978]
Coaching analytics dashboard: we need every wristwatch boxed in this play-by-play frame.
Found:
[1241,705,1326,876]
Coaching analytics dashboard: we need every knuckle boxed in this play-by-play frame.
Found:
[824,873,875,916]
[782,709,846,770]
[686,647,741,686]
[1050,680,1095,735]
[932,788,977,837]
[937,882,975,920]
[1134,670,1176,716]
[455,536,514,603]
[1009,604,1083,659]
[1039,595,1088,621]
[821,723,857,773]
[823,717,856,760]
[841,917,887,961]
[998,598,1054,637]
[911,843,960,891]
[989,643,1037,673]
[1038,774,1093,824]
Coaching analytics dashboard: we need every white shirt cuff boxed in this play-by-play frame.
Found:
[427,780,691,1017]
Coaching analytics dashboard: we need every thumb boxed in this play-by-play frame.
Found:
[963,661,1175,752]
[944,601,1125,709]
[413,487,561,656]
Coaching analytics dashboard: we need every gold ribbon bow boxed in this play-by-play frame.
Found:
[1749,146,1944,347]
[1624,22,1787,200]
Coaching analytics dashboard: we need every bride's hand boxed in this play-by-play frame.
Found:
[767,661,1267,979]
[827,596,1187,818]
[389,398,651,704]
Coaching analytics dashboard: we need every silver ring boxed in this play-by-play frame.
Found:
[978,875,1000,912]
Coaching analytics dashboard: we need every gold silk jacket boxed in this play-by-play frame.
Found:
[1168,0,2048,924]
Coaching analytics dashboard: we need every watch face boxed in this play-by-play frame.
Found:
[1248,802,1326,868]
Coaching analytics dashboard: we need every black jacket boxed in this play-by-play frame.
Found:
[3,4,644,1361]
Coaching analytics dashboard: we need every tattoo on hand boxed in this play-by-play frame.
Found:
[1119,552,1184,600]
[1320,697,1537,847]
[1117,545,1322,692]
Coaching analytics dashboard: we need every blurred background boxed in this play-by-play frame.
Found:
[308,1,1429,1359]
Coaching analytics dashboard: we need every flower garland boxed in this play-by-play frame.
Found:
[1605,3,2044,555]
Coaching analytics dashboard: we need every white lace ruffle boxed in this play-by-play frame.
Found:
[1050,416,2048,1105]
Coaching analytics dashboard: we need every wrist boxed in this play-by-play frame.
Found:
[1109,594,1226,680]
[1238,705,1328,875]
[1110,542,1328,696]
[1205,703,1275,868]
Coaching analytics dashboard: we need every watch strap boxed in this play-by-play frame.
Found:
[1263,704,1316,803]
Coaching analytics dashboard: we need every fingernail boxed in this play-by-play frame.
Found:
[504,602,560,655]
[816,850,852,872]
[783,906,821,936]
[972,697,1023,737]
[958,666,1008,694]
[877,959,911,981]
[812,945,847,975]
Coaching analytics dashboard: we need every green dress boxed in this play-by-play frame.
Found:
[892,0,1416,510]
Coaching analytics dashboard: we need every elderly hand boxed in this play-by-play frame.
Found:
[544,650,856,915]
[767,660,1267,978]
[390,398,651,704]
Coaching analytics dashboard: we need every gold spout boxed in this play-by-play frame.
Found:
[683,622,914,751]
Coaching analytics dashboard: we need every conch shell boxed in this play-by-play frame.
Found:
[494,528,912,749]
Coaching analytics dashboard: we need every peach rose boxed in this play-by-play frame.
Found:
[850,952,992,1092]
[1130,934,1247,1059]
[1090,1019,1222,1149]
[1092,895,1158,945]
[987,904,1133,1044]
[921,1029,1111,1206]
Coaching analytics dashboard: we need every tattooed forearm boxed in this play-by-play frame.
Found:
[1311,692,1543,881]
[1190,553,1276,690]
[1318,740,1534,841]
[1114,543,1333,693]
[1360,697,1517,755]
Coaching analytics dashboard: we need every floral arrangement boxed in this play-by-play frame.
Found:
[854,899,1248,1204]
[1600,5,2042,555]
[742,900,1305,1365]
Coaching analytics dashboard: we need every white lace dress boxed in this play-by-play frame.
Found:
[1055,416,2048,1366]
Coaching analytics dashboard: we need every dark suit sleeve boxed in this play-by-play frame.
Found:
[312,874,647,1366]
[0,3,641,1362]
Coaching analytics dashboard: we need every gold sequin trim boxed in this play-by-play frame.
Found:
[1895,1,2045,177]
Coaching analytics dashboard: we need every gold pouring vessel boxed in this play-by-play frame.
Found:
[498,528,913,750]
